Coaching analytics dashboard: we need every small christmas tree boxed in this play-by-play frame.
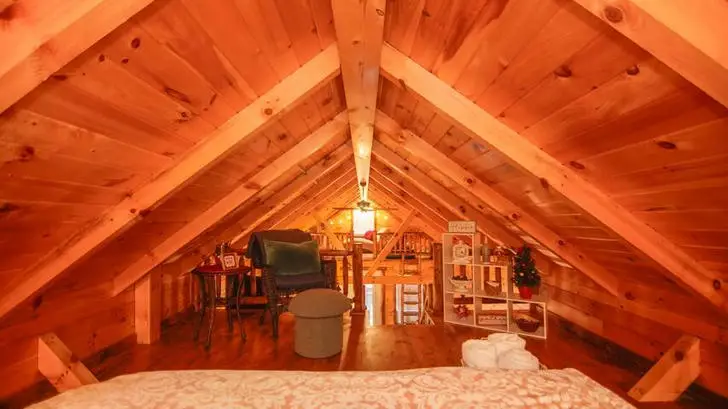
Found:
[512,245,540,288]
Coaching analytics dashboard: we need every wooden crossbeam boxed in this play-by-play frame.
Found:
[573,0,728,109]
[314,214,347,250]
[38,333,99,393]
[331,0,386,201]
[380,43,728,312]
[134,269,161,344]
[0,0,156,114]
[366,209,416,277]
[0,45,340,319]
[111,112,348,295]
[279,169,360,230]
[628,335,701,402]
[375,111,620,296]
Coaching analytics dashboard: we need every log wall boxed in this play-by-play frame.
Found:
[0,257,194,404]
[545,266,728,398]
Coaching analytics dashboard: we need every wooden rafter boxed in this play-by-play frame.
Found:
[234,162,356,244]
[375,111,620,296]
[369,177,452,237]
[573,0,728,108]
[111,112,348,295]
[193,151,354,256]
[0,0,156,114]
[628,335,701,402]
[331,0,386,201]
[368,182,443,240]
[0,45,340,319]
[366,209,416,277]
[275,169,358,230]
[38,333,99,392]
[379,43,728,311]
[301,185,360,229]
[371,144,522,247]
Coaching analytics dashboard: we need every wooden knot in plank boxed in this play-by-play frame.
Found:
[603,6,624,23]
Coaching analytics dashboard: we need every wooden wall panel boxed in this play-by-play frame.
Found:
[0,254,196,404]
[545,266,728,398]
[0,282,134,402]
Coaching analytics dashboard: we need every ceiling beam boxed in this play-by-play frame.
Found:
[368,183,443,240]
[369,177,451,237]
[302,186,361,230]
[331,0,387,201]
[178,157,355,263]
[379,43,727,312]
[276,170,358,230]
[111,113,348,295]
[0,0,156,114]
[375,111,620,296]
[372,143,523,248]
[0,45,340,319]
[572,0,728,109]
[236,166,355,245]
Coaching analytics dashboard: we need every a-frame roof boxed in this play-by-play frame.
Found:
[2,0,728,396]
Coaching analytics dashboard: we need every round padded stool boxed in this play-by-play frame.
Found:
[288,289,351,358]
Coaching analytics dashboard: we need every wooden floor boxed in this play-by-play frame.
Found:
[13,310,726,409]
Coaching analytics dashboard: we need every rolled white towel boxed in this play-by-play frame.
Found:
[486,333,526,356]
[497,348,540,370]
[461,339,498,369]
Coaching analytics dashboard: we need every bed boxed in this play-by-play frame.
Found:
[29,367,634,408]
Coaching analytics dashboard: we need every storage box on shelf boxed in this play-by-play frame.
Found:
[442,231,547,339]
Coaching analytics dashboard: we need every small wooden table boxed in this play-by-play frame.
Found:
[191,265,251,349]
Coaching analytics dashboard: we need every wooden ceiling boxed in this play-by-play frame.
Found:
[1,0,727,331]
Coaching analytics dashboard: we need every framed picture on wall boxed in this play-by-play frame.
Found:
[220,253,240,270]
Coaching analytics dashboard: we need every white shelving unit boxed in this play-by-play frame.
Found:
[442,232,547,339]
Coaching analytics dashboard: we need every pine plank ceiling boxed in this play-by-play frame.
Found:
[1,0,727,321]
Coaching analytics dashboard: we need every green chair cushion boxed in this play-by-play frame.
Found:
[263,239,321,276]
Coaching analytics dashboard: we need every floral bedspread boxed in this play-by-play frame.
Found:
[29,367,635,408]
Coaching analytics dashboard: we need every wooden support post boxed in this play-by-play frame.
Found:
[352,243,365,315]
[432,242,444,316]
[366,209,416,276]
[628,335,701,402]
[134,269,162,344]
[38,333,99,393]
[343,255,350,296]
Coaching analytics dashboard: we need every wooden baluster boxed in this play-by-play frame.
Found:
[352,243,365,315]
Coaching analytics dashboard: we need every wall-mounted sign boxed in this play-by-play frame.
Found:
[448,221,477,233]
